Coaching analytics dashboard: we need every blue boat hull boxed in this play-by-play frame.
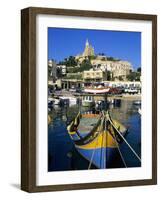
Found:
[76,146,119,169]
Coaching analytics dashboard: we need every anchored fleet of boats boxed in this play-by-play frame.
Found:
[48,85,141,109]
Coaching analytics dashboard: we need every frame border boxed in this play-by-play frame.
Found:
[21,7,157,192]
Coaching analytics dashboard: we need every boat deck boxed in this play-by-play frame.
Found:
[78,114,100,134]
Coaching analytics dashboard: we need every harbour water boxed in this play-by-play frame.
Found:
[48,99,141,171]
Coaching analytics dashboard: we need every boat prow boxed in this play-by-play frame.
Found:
[67,111,128,169]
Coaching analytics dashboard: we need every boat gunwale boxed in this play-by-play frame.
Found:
[71,112,127,145]
[75,119,127,148]
[74,117,102,146]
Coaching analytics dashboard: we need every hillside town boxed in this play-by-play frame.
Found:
[48,39,141,95]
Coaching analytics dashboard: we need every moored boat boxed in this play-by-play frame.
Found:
[48,97,60,106]
[83,87,110,94]
[95,100,107,110]
[133,100,141,105]
[59,96,77,106]
[82,96,95,107]
[48,97,54,109]
[109,99,121,107]
[53,97,60,105]
[67,111,128,169]
[138,108,141,115]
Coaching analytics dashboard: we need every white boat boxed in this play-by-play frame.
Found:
[83,87,110,94]
[53,98,60,105]
[68,97,77,105]
[133,100,141,105]
[48,97,54,102]
[82,96,95,107]
[110,99,114,104]
[124,88,138,94]
[48,97,60,106]
[138,108,141,115]
[48,97,60,105]
[59,96,77,106]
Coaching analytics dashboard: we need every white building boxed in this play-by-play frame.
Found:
[91,59,132,80]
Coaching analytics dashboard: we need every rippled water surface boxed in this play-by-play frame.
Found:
[48,99,141,171]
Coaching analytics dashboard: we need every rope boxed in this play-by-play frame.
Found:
[78,94,81,113]
[104,118,107,168]
[88,116,103,169]
[107,113,141,162]
[99,116,105,168]
[88,135,98,169]
[113,129,127,168]
[105,117,127,168]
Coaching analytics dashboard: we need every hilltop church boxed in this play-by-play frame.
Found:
[82,39,95,57]
[75,39,95,62]
[76,39,133,81]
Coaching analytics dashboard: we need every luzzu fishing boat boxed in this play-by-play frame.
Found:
[67,111,128,169]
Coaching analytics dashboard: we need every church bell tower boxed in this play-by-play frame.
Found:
[86,39,89,47]
[83,39,95,57]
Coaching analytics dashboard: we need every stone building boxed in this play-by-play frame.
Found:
[83,69,106,83]
[90,59,132,80]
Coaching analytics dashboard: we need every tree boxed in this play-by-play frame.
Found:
[79,59,92,72]
[88,55,96,60]
[98,53,105,56]
[127,72,141,81]
[56,67,62,78]
[106,56,118,61]
[101,57,107,61]
[137,67,141,73]
[106,70,111,81]
[48,65,53,80]
[118,76,124,81]
[58,56,78,67]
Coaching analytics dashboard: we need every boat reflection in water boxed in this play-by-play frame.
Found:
[48,99,141,171]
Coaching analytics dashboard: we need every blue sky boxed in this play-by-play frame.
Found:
[48,27,141,69]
